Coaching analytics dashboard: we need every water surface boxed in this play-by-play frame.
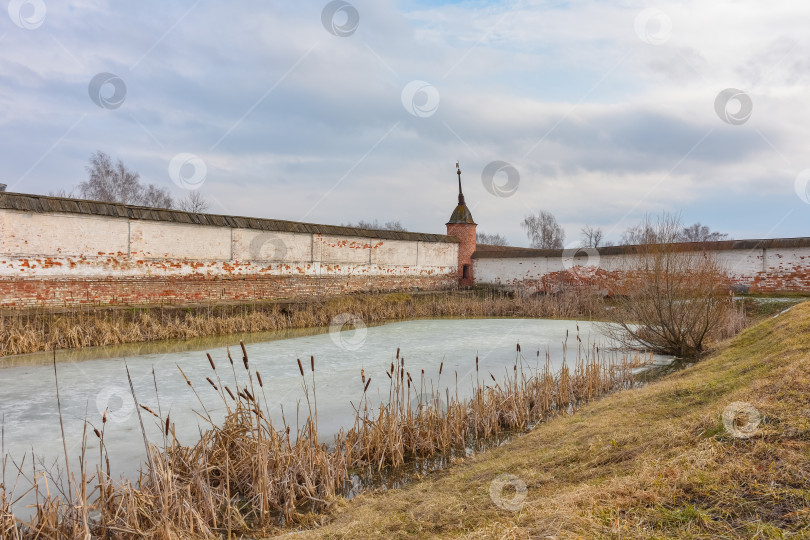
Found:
[0,318,663,497]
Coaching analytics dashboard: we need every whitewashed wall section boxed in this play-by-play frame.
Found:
[473,246,810,292]
[0,209,458,278]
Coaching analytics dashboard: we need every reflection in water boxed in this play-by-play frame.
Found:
[0,325,335,368]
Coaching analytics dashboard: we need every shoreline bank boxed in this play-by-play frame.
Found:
[0,288,604,357]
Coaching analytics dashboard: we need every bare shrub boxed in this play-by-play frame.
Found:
[601,214,735,358]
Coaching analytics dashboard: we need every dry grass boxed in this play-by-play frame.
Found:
[279,302,810,539]
[0,326,637,538]
[0,288,606,357]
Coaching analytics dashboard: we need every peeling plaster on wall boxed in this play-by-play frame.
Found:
[473,247,810,294]
[0,208,459,307]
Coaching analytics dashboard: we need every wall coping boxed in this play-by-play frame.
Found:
[473,237,810,258]
[0,192,458,244]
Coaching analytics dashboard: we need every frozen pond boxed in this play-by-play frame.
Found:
[0,318,658,494]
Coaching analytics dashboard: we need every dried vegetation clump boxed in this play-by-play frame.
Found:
[0,288,605,356]
[0,336,640,538]
[285,302,810,540]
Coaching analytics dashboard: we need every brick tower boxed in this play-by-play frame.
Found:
[446,162,477,286]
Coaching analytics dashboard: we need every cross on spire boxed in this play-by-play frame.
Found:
[456,161,465,205]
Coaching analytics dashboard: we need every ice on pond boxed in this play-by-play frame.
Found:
[0,318,636,483]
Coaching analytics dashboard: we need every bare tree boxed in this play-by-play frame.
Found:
[521,211,565,249]
[177,190,209,213]
[78,151,174,208]
[580,225,604,248]
[477,232,509,246]
[383,220,407,231]
[619,213,681,245]
[620,224,660,245]
[678,223,729,243]
[620,216,729,245]
[342,219,408,231]
[140,184,174,209]
[600,213,734,358]
[80,151,139,204]
[48,188,76,198]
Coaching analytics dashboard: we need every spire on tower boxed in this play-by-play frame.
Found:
[456,161,465,205]
[447,161,475,225]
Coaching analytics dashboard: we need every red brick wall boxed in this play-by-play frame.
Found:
[446,223,477,286]
[0,274,457,308]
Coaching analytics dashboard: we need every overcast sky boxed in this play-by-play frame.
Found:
[2,0,809,246]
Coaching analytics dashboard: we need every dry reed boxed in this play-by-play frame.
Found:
[0,288,605,357]
[0,332,641,538]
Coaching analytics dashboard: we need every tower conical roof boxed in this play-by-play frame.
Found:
[447,163,476,225]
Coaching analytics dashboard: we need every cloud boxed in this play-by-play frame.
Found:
[1,0,808,245]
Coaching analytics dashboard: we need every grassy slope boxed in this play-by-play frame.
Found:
[281,302,810,539]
